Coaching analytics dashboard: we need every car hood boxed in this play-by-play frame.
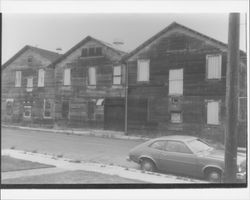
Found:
[200,149,246,164]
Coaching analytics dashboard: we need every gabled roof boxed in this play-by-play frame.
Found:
[122,22,246,61]
[2,45,61,70]
[50,36,127,68]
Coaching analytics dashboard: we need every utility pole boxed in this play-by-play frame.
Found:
[224,13,240,183]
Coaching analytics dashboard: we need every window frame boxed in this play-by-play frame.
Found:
[15,71,22,87]
[26,76,33,92]
[165,140,193,154]
[38,68,45,87]
[170,111,182,123]
[23,106,32,118]
[169,68,183,95]
[206,54,222,80]
[43,99,52,119]
[6,99,14,116]
[63,68,71,86]
[137,59,150,82]
[149,140,167,151]
[88,67,97,86]
[206,100,221,125]
[113,65,122,85]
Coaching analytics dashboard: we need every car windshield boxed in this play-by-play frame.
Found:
[187,139,213,153]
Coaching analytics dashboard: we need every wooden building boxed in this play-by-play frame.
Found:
[123,22,247,147]
[51,36,127,130]
[1,45,61,126]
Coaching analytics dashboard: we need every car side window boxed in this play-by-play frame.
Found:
[165,141,192,154]
[150,141,166,151]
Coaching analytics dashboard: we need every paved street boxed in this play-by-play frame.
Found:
[1,127,142,168]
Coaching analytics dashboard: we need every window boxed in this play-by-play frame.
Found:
[207,101,220,125]
[27,56,33,63]
[206,54,222,79]
[26,77,33,92]
[113,66,122,85]
[171,112,182,123]
[150,140,166,151]
[169,68,183,95]
[15,71,22,87]
[23,106,32,118]
[88,101,95,120]
[166,141,192,154]
[137,59,150,82]
[38,69,45,87]
[88,67,96,85]
[95,47,102,56]
[62,101,69,119]
[6,99,14,115]
[81,48,88,57]
[81,47,102,57]
[64,68,71,86]
[238,97,247,121]
[89,48,95,56]
[44,99,52,118]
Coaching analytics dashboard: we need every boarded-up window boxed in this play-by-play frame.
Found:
[171,112,182,123]
[44,99,52,118]
[64,68,71,85]
[206,54,222,79]
[26,77,33,92]
[137,59,150,82]
[169,68,183,95]
[207,101,220,125]
[15,71,22,87]
[38,69,45,87]
[113,65,122,85]
[238,97,247,121]
[6,99,14,115]
[23,106,31,118]
[88,67,96,85]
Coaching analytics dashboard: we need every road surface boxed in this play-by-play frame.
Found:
[1,127,142,168]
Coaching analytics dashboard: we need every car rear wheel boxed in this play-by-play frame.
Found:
[206,170,222,183]
[140,159,156,172]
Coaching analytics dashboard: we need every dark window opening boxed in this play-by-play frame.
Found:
[27,56,33,63]
[88,101,95,120]
[168,37,186,51]
[95,47,102,56]
[6,101,13,115]
[62,101,69,119]
[81,48,88,57]
[89,48,95,56]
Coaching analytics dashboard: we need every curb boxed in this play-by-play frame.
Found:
[2,124,149,142]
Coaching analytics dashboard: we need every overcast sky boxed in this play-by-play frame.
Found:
[2,13,247,63]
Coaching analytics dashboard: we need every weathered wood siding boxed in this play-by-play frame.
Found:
[54,39,125,129]
[2,49,56,125]
[126,32,247,146]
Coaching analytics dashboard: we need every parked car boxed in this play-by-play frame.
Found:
[128,135,246,182]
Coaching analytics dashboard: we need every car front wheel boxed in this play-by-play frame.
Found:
[140,159,156,172]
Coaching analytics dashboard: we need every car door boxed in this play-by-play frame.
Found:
[160,140,199,177]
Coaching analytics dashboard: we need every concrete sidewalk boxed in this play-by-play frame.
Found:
[2,149,206,184]
[2,123,149,141]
